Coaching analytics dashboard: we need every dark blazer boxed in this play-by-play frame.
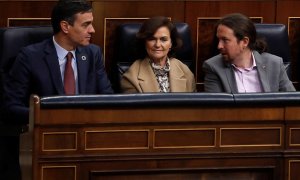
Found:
[202,51,296,93]
[4,38,113,124]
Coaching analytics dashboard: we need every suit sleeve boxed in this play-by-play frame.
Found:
[202,61,225,93]
[94,47,114,94]
[278,59,296,92]
[3,49,31,124]
[120,72,139,93]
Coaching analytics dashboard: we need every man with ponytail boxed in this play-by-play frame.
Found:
[203,13,295,93]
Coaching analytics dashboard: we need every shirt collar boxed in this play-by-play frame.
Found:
[251,52,257,67]
[232,51,257,71]
[52,36,76,61]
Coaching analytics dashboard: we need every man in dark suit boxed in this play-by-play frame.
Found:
[2,0,113,179]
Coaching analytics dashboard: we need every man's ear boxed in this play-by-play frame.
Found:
[60,21,70,33]
[242,36,250,47]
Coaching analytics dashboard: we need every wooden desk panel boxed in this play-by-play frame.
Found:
[29,95,300,180]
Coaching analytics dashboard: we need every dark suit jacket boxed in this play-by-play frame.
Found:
[202,51,296,93]
[3,38,113,124]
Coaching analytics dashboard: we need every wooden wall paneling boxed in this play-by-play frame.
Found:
[288,127,300,147]
[42,132,78,152]
[41,165,77,180]
[7,18,51,27]
[220,126,282,149]
[85,129,150,150]
[0,2,56,27]
[284,106,300,180]
[90,1,105,49]
[37,107,284,124]
[195,17,219,90]
[89,167,275,180]
[29,94,297,180]
[288,17,300,86]
[288,160,300,180]
[153,128,216,148]
[276,1,300,86]
[276,1,300,24]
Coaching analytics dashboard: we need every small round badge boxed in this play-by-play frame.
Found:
[81,56,87,60]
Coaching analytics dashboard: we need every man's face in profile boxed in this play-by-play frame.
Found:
[67,12,95,47]
[216,24,246,63]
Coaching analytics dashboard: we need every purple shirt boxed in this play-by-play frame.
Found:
[232,53,263,93]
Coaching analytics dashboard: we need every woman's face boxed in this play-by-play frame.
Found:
[145,26,172,64]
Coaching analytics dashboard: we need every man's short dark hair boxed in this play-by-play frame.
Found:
[51,0,92,34]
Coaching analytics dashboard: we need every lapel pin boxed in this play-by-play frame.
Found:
[81,55,87,61]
